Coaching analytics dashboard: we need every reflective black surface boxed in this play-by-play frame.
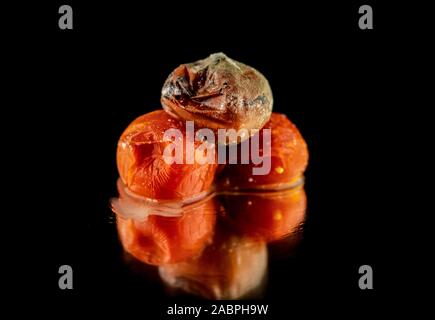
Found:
[112,180,307,300]
[19,1,411,317]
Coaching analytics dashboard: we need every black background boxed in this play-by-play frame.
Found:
[11,0,423,317]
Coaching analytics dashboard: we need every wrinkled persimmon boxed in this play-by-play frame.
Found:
[217,113,309,191]
[117,110,217,200]
[161,53,273,143]
[113,54,311,289]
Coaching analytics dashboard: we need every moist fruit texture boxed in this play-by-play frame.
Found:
[217,113,309,191]
[117,110,218,200]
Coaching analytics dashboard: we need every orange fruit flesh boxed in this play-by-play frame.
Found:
[217,113,308,191]
[117,110,218,200]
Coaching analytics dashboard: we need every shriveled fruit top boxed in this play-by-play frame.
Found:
[161,53,273,142]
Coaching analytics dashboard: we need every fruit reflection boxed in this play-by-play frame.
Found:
[219,184,307,242]
[159,226,268,300]
[114,188,217,265]
[113,183,307,299]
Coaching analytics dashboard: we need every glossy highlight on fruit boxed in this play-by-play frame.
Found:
[117,110,217,200]
[217,113,309,191]
[161,53,273,142]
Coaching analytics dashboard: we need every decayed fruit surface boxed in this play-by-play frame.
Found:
[117,110,217,200]
[218,113,309,191]
[116,196,217,265]
[161,53,273,143]
[113,55,311,299]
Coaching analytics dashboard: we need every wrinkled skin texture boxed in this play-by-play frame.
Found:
[217,113,309,190]
[117,196,217,265]
[219,185,306,242]
[161,53,273,143]
[117,110,217,200]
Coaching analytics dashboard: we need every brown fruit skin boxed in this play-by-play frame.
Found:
[117,196,217,265]
[218,185,307,242]
[161,53,273,143]
[117,110,217,200]
[217,113,309,191]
